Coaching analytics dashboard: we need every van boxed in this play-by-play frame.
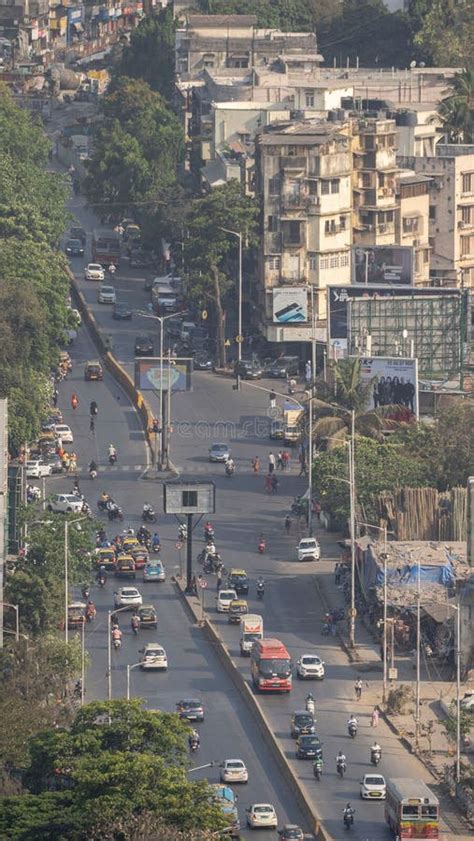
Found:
[240,614,263,655]
[180,321,197,343]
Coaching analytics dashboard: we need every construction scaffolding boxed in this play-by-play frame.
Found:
[347,292,469,380]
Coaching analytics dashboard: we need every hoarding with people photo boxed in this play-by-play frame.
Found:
[355,356,419,420]
[352,246,414,286]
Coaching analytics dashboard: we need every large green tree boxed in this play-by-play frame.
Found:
[437,69,474,143]
[114,8,177,100]
[183,181,258,366]
[85,78,184,216]
[411,0,474,66]
[0,702,227,840]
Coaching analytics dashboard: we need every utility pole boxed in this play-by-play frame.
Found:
[349,409,356,648]
[415,560,421,750]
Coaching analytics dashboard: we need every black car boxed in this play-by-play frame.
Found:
[65,238,84,257]
[290,710,315,738]
[234,359,262,379]
[42,453,64,474]
[193,351,213,371]
[113,303,133,320]
[134,335,154,356]
[70,226,86,246]
[227,571,250,595]
[268,356,299,378]
[295,734,323,760]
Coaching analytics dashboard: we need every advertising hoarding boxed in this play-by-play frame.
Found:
[134,358,192,392]
[273,287,308,324]
[352,246,414,286]
[354,356,419,419]
[328,285,461,341]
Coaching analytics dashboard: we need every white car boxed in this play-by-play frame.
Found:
[360,773,386,800]
[98,284,116,304]
[84,263,105,281]
[246,804,278,829]
[114,587,143,609]
[216,589,237,613]
[26,460,52,478]
[53,424,74,443]
[296,537,320,562]
[220,759,248,784]
[296,653,325,680]
[47,493,83,514]
[139,643,168,670]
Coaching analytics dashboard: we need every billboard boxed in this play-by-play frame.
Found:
[352,246,413,286]
[355,356,419,420]
[328,285,461,341]
[134,358,193,392]
[273,287,308,324]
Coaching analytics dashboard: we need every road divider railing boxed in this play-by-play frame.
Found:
[69,273,155,462]
[174,578,332,841]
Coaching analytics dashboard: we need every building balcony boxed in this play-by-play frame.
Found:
[264,232,282,253]
[360,150,397,171]
[280,156,307,171]
[281,193,307,210]
[324,224,347,236]
[280,275,308,285]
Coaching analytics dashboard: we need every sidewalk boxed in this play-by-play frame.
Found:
[312,517,473,828]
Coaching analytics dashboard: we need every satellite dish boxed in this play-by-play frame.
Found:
[410,60,417,68]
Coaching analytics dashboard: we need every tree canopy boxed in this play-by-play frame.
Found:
[0,702,228,840]
[437,69,473,143]
[114,8,176,100]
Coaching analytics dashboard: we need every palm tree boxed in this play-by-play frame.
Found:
[310,357,402,446]
[437,69,473,144]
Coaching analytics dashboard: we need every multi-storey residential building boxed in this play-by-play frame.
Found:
[399,144,474,289]
[397,172,431,286]
[256,120,352,342]
[176,14,321,80]
[352,116,400,246]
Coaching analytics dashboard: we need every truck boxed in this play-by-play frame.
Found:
[240,614,263,655]
[283,408,304,445]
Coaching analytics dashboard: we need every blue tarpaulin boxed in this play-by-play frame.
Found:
[361,545,457,592]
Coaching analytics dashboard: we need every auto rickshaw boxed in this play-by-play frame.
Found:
[67,602,86,629]
[228,599,249,624]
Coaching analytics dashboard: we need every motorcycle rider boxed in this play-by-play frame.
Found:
[96,566,107,585]
[188,729,200,749]
[343,803,354,826]
[256,576,265,594]
[142,503,154,520]
[131,613,141,633]
[108,444,117,462]
[89,459,98,477]
[225,457,235,474]
[306,692,315,714]
[111,625,122,646]
[152,533,161,551]
[370,741,382,762]
[336,750,346,773]
[86,600,96,621]
[347,714,358,736]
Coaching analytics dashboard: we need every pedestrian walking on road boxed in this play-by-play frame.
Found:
[355,678,363,701]
[53,387,59,408]
[268,452,276,474]
[252,456,261,475]
[216,568,222,590]
[277,451,284,470]
[90,417,95,434]
[282,450,290,470]
[265,474,273,494]
[335,563,342,587]
[271,474,279,494]
[284,514,291,534]
[71,392,78,411]
[269,390,276,410]
[298,455,308,477]
[371,706,379,727]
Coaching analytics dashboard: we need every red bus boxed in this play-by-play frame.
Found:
[250,638,292,692]
[385,778,439,839]
[92,228,121,267]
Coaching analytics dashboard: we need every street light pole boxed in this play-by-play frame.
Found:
[356,521,389,702]
[126,662,142,701]
[348,409,356,648]
[64,514,89,644]
[415,560,421,750]
[81,619,85,706]
[108,605,133,700]
[1,603,19,642]
[218,227,242,390]
[455,602,461,783]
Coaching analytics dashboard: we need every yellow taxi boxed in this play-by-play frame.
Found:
[95,547,116,570]
[228,599,249,624]
[115,554,136,579]
[122,536,140,552]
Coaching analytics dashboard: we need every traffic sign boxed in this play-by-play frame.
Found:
[175,541,183,550]
[348,607,357,618]
[198,578,208,589]
[235,334,244,344]
[202,310,208,321]
[224,339,231,347]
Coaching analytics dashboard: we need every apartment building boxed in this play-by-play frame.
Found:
[352,116,400,246]
[256,121,352,341]
[398,144,474,289]
[397,173,431,285]
[176,14,321,80]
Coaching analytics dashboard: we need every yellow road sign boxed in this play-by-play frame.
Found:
[202,310,208,320]
[236,334,244,343]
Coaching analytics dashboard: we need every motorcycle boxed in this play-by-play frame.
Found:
[258,536,266,554]
[142,507,157,523]
[257,584,265,601]
[98,575,106,588]
[97,498,110,512]
[337,760,346,779]
[313,757,323,781]
[321,622,331,636]
[152,538,161,553]
[131,619,140,636]
[225,462,234,477]
[348,722,358,739]
[107,504,124,522]
[81,585,90,600]
[86,606,96,623]
[189,738,199,753]
[109,451,117,465]
[343,810,354,830]
[89,469,97,480]
[370,748,381,766]
[178,524,187,541]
